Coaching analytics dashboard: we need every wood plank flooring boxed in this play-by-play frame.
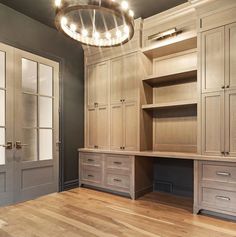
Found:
[0,188,236,237]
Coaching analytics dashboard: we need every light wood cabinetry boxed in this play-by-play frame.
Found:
[201,27,225,93]
[201,22,236,157]
[226,23,236,90]
[195,161,236,216]
[110,53,138,104]
[110,102,138,151]
[201,92,224,156]
[87,61,109,107]
[86,105,109,149]
[79,152,153,200]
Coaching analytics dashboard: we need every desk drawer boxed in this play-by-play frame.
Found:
[201,188,236,213]
[80,153,103,167]
[81,167,102,185]
[105,155,132,172]
[105,173,130,191]
[202,162,236,184]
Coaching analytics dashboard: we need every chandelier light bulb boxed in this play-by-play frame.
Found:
[55,0,61,7]
[70,23,77,32]
[61,17,67,25]
[106,32,111,39]
[82,29,88,37]
[121,1,129,10]
[94,31,100,39]
[124,25,130,34]
[129,10,134,17]
[116,30,122,38]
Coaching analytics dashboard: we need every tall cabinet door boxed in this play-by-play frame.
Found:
[226,23,236,90]
[87,108,97,149]
[87,64,97,107]
[97,106,109,149]
[123,102,138,151]
[110,104,123,150]
[123,53,138,103]
[201,27,225,93]
[225,90,236,157]
[111,57,123,104]
[96,61,109,107]
[202,92,224,156]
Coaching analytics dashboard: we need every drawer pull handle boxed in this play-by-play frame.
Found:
[88,174,94,178]
[114,162,122,165]
[215,196,231,201]
[216,172,231,177]
[113,179,122,182]
[87,159,94,162]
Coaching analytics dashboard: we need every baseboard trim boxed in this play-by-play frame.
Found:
[63,179,79,191]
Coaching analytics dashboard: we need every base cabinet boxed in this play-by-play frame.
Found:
[79,152,153,200]
[194,160,236,217]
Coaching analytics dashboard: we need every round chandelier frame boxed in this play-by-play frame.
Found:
[55,0,135,47]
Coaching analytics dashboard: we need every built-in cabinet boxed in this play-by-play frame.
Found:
[86,53,139,151]
[201,22,236,157]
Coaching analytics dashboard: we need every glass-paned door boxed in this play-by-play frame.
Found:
[14,49,59,202]
[0,43,14,206]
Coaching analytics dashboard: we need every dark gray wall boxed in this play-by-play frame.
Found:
[0,3,84,190]
[154,159,193,197]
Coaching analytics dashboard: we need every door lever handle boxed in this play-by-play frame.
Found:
[0,142,13,150]
[15,141,28,149]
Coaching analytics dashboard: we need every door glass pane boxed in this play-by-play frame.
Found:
[0,51,5,88]
[22,94,37,128]
[22,58,37,93]
[22,129,37,162]
[0,128,5,165]
[39,64,53,96]
[39,129,52,160]
[0,90,5,126]
[39,97,52,128]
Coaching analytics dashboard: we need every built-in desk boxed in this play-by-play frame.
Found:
[78,148,236,218]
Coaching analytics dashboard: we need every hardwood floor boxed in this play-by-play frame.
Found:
[0,188,236,237]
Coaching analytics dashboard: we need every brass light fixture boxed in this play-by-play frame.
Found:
[54,0,135,47]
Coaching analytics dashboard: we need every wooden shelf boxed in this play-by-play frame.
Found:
[142,100,197,110]
[142,32,197,59]
[143,69,197,87]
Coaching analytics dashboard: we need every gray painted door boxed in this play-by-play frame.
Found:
[14,49,60,203]
[0,43,14,206]
[0,43,59,206]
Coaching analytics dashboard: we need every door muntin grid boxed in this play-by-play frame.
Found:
[22,58,54,162]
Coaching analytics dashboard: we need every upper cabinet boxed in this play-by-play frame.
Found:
[87,61,109,108]
[201,27,225,93]
[226,23,236,90]
[111,53,138,104]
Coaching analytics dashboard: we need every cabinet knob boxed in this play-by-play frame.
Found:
[221,86,225,89]
[226,85,230,89]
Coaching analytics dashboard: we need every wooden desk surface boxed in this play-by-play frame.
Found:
[78,148,236,163]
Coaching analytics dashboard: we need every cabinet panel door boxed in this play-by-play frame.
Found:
[123,53,138,103]
[123,102,138,151]
[226,23,236,90]
[87,65,96,107]
[201,27,225,93]
[225,90,236,157]
[110,104,123,150]
[202,92,224,156]
[87,108,97,148]
[97,106,109,149]
[96,61,109,106]
[111,57,123,104]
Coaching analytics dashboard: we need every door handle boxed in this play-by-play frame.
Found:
[0,142,13,150]
[15,141,28,149]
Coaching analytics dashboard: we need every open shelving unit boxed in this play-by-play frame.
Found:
[141,41,198,154]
